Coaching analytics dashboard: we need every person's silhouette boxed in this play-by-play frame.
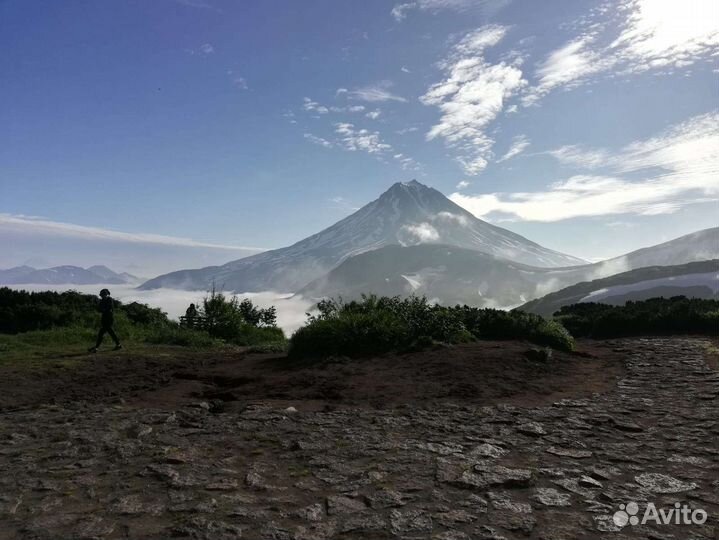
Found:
[185,303,198,328]
[89,289,121,353]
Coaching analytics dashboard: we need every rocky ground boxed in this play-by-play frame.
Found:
[0,337,717,539]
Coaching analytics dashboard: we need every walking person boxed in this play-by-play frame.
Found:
[89,288,122,352]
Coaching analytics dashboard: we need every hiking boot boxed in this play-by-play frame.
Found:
[113,344,123,351]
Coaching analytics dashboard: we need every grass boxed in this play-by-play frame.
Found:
[0,324,221,365]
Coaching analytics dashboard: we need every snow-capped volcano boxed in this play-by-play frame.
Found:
[140,180,586,292]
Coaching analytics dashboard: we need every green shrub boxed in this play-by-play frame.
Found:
[199,287,286,345]
[289,309,408,358]
[288,295,575,360]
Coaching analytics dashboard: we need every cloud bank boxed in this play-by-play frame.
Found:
[450,112,719,221]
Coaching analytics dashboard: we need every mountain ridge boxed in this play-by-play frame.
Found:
[140,180,586,292]
[297,228,719,308]
[0,265,139,285]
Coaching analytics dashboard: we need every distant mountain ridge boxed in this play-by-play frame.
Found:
[140,180,586,292]
[298,229,719,308]
[0,265,139,285]
[519,259,719,317]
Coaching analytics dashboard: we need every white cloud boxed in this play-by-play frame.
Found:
[456,180,471,190]
[0,214,265,250]
[546,144,610,169]
[421,25,526,174]
[187,43,215,55]
[346,81,407,103]
[399,223,440,243]
[449,112,719,221]
[366,109,381,120]
[523,37,613,106]
[401,66,411,73]
[303,133,333,148]
[302,98,365,115]
[303,97,329,114]
[391,0,511,22]
[433,211,469,226]
[391,2,415,21]
[392,153,421,171]
[524,0,719,104]
[497,135,530,162]
[335,123,392,154]
[612,0,719,72]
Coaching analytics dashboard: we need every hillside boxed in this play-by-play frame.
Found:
[519,259,719,317]
[139,181,586,292]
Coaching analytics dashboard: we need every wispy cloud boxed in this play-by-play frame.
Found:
[421,25,526,175]
[0,214,265,250]
[174,0,218,10]
[227,70,248,90]
[524,0,719,105]
[545,144,611,169]
[187,43,215,56]
[497,135,530,162]
[522,37,613,106]
[345,81,407,103]
[335,123,392,154]
[303,133,333,148]
[366,109,381,120]
[392,153,421,171]
[391,0,511,22]
[456,180,471,190]
[450,112,719,221]
[302,98,365,115]
[303,97,329,114]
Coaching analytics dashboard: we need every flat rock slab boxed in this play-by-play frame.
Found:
[0,338,717,539]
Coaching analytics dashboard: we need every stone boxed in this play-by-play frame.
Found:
[635,473,698,493]
[531,487,571,506]
[326,495,367,515]
[546,446,593,459]
[296,503,324,521]
[578,475,603,488]
[126,424,152,439]
[389,509,433,534]
[516,421,547,436]
[468,443,508,459]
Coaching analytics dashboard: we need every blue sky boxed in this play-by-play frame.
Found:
[1,0,717,273]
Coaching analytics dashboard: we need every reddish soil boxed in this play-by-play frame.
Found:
[0,340,625,412]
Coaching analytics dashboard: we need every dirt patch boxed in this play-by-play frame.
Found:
[0,340,625,412]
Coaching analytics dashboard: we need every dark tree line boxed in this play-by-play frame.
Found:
[555,296,719,338]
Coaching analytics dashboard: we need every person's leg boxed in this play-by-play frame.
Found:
[95,327,106,348]
[107,326,120,346]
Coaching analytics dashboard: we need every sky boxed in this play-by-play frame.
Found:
[1,0,718,274]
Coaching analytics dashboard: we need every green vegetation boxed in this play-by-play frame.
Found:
[288,295,574,359]
[0,286,284,361]
[199,288,285,346]
[555,296,719,338]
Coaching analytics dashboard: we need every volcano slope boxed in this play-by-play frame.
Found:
[0,338,717,539]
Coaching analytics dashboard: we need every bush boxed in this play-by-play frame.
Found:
[200,287,286,346]
[556,296,719,338]
[288,295,574,359]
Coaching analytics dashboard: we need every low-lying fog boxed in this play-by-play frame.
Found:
[5,284,314,336]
